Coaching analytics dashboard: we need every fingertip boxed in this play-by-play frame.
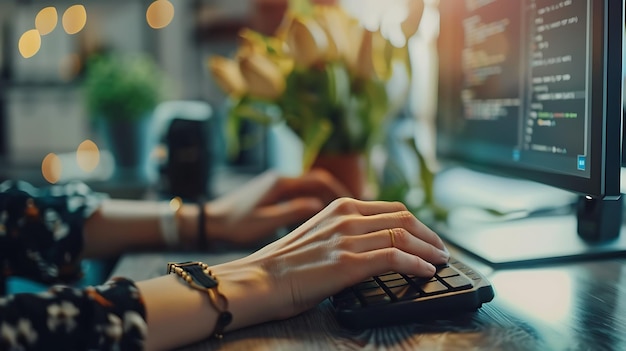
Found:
[426,262,436,275]
[403,257,436,278]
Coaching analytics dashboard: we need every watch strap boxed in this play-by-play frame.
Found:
[167,261,232,338]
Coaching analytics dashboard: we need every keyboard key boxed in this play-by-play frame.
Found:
[359,286,387,298]
[388,284,421,300]
[436,266,460,278]
[378,272,404,282]
[421,280,448,294]
[383,278,409,288]
[442,275,473,290]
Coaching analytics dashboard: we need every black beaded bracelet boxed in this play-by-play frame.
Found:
[197,198,208,250]
[167,261,232,339]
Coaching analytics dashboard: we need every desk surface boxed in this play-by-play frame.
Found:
[111,247,626,351]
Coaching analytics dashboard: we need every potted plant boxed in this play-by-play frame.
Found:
[209,0,422,198]
[83,52,166,180]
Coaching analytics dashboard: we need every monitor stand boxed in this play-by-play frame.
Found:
[437,196,626,268]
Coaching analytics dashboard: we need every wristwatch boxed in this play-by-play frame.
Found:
[167,261,232,338]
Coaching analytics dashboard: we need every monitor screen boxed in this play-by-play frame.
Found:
[436,0,622,198]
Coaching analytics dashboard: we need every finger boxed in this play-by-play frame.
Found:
[340,228,449,265]
[323,197,409,217]
[341,210,447,253]
[328,206,447,253]
[354,248,437,279]
[261,170,351,206]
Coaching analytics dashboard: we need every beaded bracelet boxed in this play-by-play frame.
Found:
[167,261,232,338]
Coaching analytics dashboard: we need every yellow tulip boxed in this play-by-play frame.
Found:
[275,12,295,41]
[239,52,286,100]
[313,5,349,61]
[343,17,364,72]
[401,0,425,40]
[353,29,376,80]
[285,16,329,68]
[371,29,394,80]
[208,56,247,97]
[237,28,294,76]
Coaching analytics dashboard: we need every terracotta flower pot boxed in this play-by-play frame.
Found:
[311,152,367,199]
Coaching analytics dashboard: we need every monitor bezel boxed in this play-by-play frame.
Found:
[435,0,622,199]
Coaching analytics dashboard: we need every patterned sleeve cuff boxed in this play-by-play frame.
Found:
[0,278,147,351]
[81,277,147,350]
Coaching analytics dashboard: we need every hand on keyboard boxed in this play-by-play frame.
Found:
[235,197,450,322]
[331,256,495,329]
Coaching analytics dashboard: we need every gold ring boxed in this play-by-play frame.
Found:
[388,228,395,248]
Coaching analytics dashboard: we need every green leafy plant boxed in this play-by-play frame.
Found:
[84,53,165,121]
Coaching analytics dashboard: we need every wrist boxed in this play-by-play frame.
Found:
[210,258,281,330]
[177,203,200,247]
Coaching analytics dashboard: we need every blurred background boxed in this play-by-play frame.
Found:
[0,0,439,202]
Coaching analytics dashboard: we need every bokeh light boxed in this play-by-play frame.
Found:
[76,139,100,172]
[35,7,58,35]
[146,0,175,29]
[62,5,87,35]
[42,153,63,184]
[18,29,42,58]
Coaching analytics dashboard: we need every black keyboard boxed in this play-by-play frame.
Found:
[330,256,495,329]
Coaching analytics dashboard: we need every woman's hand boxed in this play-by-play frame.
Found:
[204,170,351,246]
[212,197,449,330]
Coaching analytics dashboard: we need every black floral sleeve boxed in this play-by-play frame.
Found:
[0,180,106,293]
[0,181,148,350]
[0,277,147,350]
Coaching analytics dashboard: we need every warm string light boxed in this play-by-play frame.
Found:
[18,5,87,59]
[18,30,41,58]
[146,0,175,29]
[27,2,176,184]
[41,153,62,184]
[40,139,104,184]
[35,7,58,35]
[62,5,87,35]
[76,140,100,172]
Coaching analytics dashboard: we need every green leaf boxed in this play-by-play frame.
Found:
[405,137,449,221]
[301,119,333,172]
[232,104,277,124]
[325,63,351,108]
[225,99,244,160]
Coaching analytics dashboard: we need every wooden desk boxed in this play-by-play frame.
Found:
[111,248,626,351]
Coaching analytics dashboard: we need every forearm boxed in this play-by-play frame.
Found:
[138,258,277,351]
[81,199,201,258]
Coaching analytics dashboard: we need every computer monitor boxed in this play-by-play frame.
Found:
[435,0,626,266]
